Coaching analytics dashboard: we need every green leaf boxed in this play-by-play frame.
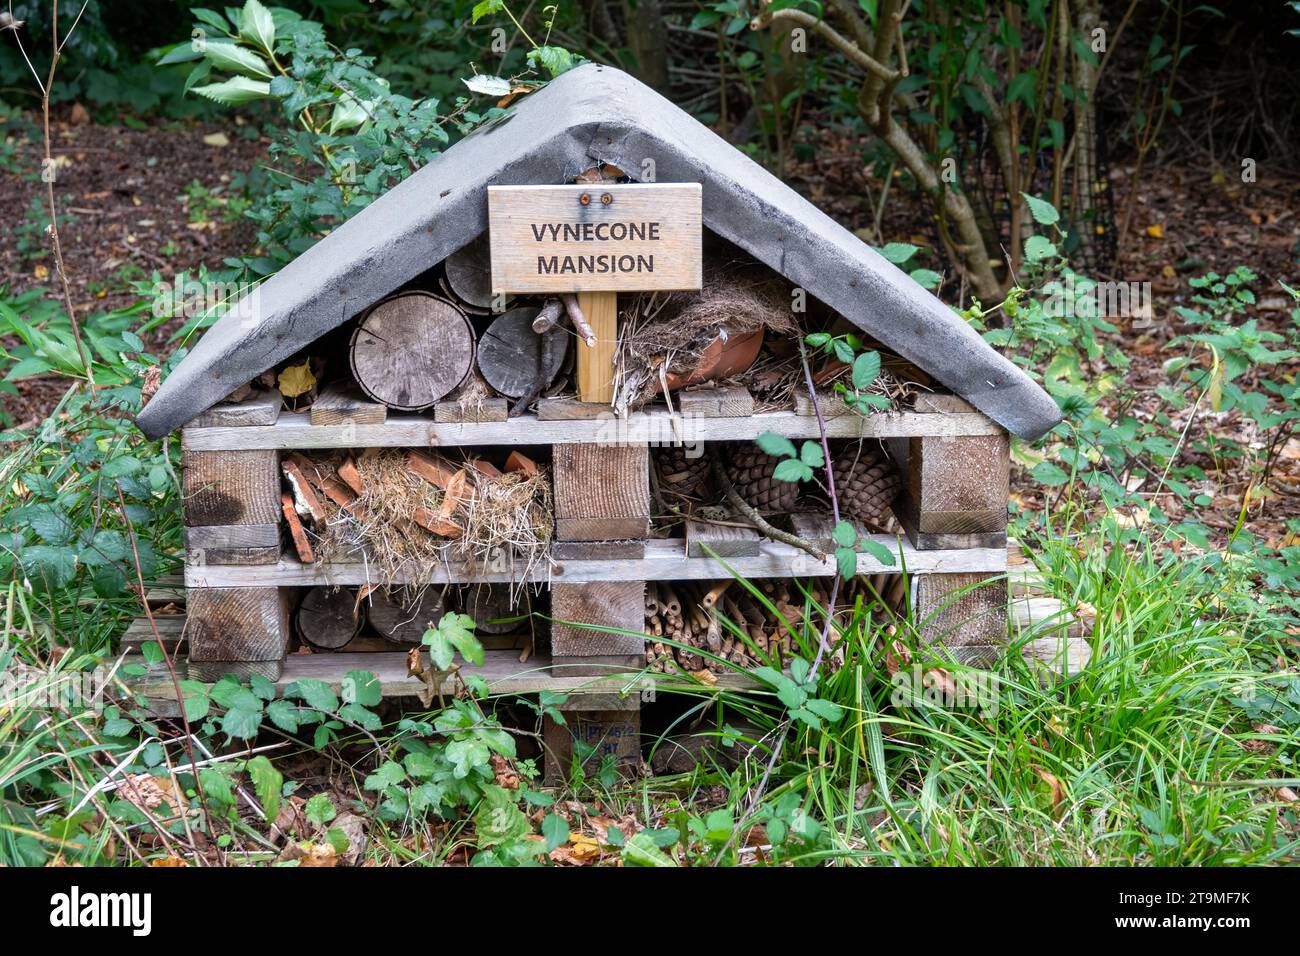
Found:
[265,699,300,732]
[1021,193,1060,226]
[832,520,858,548]
[528,46,578,78]
[805,698,845,722]
[623,831,678,867]
[755,432,797,459]
[246,755,282,821]
[156,43,204,66]
[541,813,569,852]
[248,672,276,701]
[305,794,337,826]
[471,0,504,22]
[221,702,262,740]
[201,40,271,79]
[1031,461,1071,486]
[462,74,512,97]
[179,681,211,722]
[909,268,943,290]
[835,546,857,579]
[878,242,919,264]
[799,441,824,468]
[239,0,276,53]
[292,678,339,714]
[192,77,271,105]
[859,538,896,567]
[852,351,881,391]
[141,641,164,666]
[773,459,812,483]
[364,761,407,791]
[473,787,531,847]
[342,670,382,707]
[1024,235,1057,262]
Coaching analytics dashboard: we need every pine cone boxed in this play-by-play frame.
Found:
[832,446,900,530]
[654,446,713,502]
[728,444,800,514]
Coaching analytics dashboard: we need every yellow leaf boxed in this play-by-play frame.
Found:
[202,132,230,148]
[33,264,49,280]
[1145,224,1164,238]
[279,362,317,399]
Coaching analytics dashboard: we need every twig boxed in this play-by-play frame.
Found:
[707,448,825,561]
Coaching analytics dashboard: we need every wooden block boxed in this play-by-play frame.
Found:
[794,391,851,418]
[678,386,754,418]
[913,572,1008,667]
[685,518,761,557]
[576,290,618,403]
[788,511,870,551]
[186,587,290,663]
[434,397,509,423]
[309,385,387,427]
[550,581,646,677]
[552,539,646,561]
[192,389,281,427]
[543,709,641,785]
[893,402,1009,546]
[536,397,613,420]
[553,443,649,541]
[184,523,281,566]
[183,449,280,528]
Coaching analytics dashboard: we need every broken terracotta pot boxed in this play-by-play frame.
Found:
[663,326,765,391]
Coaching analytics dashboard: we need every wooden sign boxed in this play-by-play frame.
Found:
[487,183,702,294]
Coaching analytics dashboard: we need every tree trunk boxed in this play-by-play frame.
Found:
[350,293,475,411]
[296,586,362,650]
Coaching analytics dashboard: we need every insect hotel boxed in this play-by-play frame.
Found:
[133,64,1060,779]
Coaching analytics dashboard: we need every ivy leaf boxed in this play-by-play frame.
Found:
[754,432,797,459]
[852,351,881,391]
[773,458,812,483]
[239,0,277,54]
[245,755,282,822]
[541,813,570,852]
[192,77,271,105]
[1021,192,1060,226]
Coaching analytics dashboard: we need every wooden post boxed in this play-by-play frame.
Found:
[576,291,617,403]
[892,394,1011,665]
[183,390,290,680]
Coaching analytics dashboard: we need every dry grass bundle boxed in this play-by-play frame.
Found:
[614,263,797,413]
[309,450,552,588]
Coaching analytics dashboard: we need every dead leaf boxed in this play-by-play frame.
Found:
[149,855,187,867]
[491,754,520,790]
[1145,224,1164,238]
[202,132,230,147]
[278,362,317,399]
[1034,767,1066,816]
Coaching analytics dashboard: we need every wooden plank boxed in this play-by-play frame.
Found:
[678,385,754,418]
[182,449,280,527]
[184,523,280,566]
[794,391,851,418]
[553,442,648,541]
[550,582,646,677]
[685,518,760,557]
[188,660,282,682]
[120,649,748,700]
[487,183,702,294]
[552,539,646,560]
[185,536,1007,587]
[913,572,1009,668]
[186,587,290,663]
[310,384,387,427]
[181,409,1003,451]
[434,397,509,423]
[192,389,281,428]
[543,710,641,785]
[576,290,618,403]
[121,614,186,653]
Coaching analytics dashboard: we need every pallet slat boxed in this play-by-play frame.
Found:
[180,408,1002,451]
[184,536,1007,587]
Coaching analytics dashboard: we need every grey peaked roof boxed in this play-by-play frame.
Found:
[136,63,1061,441]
